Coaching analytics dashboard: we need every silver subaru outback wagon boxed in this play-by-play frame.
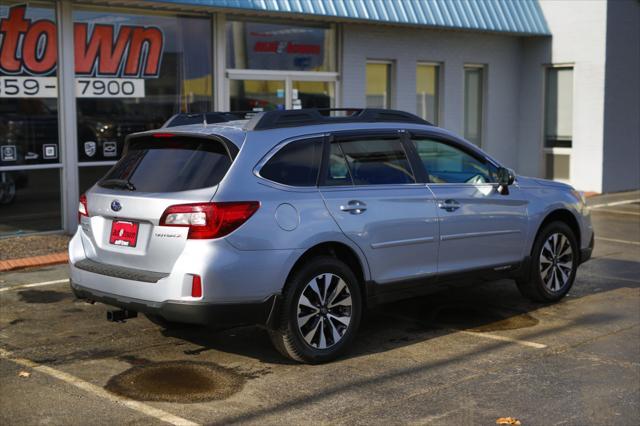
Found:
[69,109,594,363]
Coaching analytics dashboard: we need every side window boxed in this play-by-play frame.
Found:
[260,137,322,186]
[412,138,496,184]
[325,142,354,186]
[338,137,415,185]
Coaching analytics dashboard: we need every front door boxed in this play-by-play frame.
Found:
[411,135,529,274]
[227,73,337,112]
[319,132,439,285]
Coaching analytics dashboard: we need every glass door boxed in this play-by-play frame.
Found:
[229,79,286,112]
[227,71,337,112]
[292,81,335,109]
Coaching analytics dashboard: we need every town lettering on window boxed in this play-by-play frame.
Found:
[0,5,164,78]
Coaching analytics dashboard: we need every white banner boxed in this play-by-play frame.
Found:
[75,78,145,98]
[0,76,145,98]
[0,76,58,98]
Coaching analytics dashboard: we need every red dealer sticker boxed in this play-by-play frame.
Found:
[109,220,139,247]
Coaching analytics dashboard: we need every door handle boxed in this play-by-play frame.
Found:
[438,199,460,212]
[340,200,367,214]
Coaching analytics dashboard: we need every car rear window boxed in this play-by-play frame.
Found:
[99,136,233,192]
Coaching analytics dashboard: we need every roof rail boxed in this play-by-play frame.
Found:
[244,108,431,130]
[162,111,250,128]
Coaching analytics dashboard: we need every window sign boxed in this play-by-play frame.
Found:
[227,20,335,72]
[0,5,157,99]
[244,22,325,70]
[2,4,213,168]
[1,4,60,167]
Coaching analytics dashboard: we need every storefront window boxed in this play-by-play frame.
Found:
[0,169,61,234]
[464,65,485,146]
[545,67,573,149]
[226,20,335,72]
[73,8,213,191]
[1,3,62,235]
[366,62,391,108]
[230,80,285,111]
[292,81,334,109]
[416,63,439,125]
[544,67,573,181]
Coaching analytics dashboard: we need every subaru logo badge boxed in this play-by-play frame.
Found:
[111,200,122,212]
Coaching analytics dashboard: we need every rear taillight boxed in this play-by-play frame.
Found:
[78,194,88,222]
[159,202,259,239]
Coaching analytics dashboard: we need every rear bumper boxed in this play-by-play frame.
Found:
[71,281,277,328]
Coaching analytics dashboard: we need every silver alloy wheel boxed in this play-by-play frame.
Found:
[539,232,574,292]
[296,273,353,350]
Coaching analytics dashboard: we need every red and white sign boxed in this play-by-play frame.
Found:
[109,220,139,247]
[0,5,162,97]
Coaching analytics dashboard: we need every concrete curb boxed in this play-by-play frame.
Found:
[0,252,68,272]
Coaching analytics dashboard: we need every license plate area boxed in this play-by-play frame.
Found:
[109,220,139,247]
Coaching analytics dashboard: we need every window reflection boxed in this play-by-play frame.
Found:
[0,169,61,235]
[73,9,213,163]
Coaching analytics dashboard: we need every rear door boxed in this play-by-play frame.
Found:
[410,133,529,274]
[319,131,439,285]
[80,133,236,273]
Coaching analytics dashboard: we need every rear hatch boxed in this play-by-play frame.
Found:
[80,132,237,273]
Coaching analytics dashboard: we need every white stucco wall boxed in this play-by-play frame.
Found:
[538,0,609,193]
[341,24,525,170]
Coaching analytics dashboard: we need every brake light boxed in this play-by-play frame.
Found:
[159,202,260,239]
[152,133,175,138]
[78,194,88,222]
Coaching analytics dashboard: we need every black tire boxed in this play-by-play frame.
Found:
[517,221,579,302]
[269,256,362,364]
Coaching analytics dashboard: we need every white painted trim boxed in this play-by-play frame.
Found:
[214,13,227,111]
[226,69,338,80]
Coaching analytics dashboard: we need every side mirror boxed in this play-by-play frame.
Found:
[497,167,516,195]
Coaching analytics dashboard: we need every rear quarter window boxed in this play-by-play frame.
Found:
[99,136,234,192]
[259,137,323,186]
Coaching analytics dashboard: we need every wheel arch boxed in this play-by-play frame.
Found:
[284,241,369,305]
[534,208,582,251]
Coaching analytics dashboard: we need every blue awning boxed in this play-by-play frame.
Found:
[150,0,550,35]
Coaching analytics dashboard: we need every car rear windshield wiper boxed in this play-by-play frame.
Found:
[99,178,136,191]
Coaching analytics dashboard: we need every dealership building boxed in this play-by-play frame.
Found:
[1,0,638,236]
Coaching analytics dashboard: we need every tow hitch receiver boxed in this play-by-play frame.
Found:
[107,309,138,322]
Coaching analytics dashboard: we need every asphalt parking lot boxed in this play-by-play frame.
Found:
[1,193,639,425]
